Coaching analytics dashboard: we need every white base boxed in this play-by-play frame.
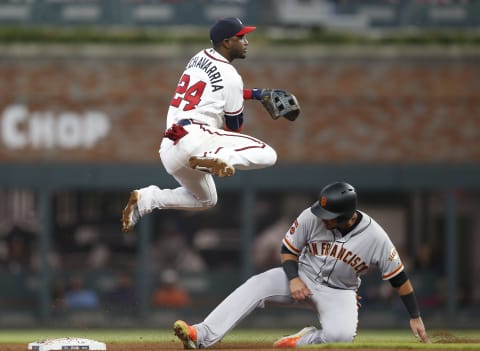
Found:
[28,337,106,351]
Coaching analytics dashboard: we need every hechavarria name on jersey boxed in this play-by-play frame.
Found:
[186,54,224,92]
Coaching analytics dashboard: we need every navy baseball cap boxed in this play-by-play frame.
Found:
[210,17,256,44]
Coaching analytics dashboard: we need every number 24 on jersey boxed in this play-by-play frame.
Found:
[170,74,206,111]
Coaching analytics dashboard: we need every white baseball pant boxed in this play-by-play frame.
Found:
[136,123,277,215]
[193,268,358,348]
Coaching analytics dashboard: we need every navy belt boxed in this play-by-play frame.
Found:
[177,119,192,126]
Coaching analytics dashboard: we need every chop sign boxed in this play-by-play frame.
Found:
[1,104,111,149]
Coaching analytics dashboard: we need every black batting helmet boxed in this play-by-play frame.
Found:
[311,182,357,220]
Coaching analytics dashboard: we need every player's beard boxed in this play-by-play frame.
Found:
[233,46,247,59]
[322,219,337,230]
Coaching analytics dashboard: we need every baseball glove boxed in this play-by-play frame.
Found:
[260,89,300,121]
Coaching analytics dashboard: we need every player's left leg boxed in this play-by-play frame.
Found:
[136,167,218,215]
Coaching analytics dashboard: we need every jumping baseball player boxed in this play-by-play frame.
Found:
[121,17,300,233]
[173,182,430,348]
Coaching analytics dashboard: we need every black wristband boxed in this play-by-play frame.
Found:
[400,292,420,318]
[282,260,299,281]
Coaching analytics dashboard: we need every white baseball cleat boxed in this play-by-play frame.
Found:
[121,190,140,233]
[273,326,318,348]
[189,156,235,177]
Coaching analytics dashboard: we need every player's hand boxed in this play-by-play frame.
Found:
[409,317,430,343]
[289,277,312,301]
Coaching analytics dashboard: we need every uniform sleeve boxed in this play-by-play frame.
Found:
[372,229,404,280]
[282,209,312,256]
[222,69,245,116]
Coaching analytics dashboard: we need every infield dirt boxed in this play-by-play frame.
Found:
[1,344,473,351]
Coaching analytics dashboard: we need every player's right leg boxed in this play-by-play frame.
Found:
[174,268,292,349]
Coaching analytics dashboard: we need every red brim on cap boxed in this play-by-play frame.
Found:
[235,26,256,36]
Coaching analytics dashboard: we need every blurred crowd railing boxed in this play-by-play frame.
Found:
[0,0,479,29]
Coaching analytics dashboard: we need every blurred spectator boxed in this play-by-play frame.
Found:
[74,225,112,269]
[87,242,111,270]
[411,244,444,308]
[252,194,311,271]
[152,269,191,308]
[7,236,31,273]
[31,242,62,273]
[108,271,137,308]
[64,276,100,310]
[252,218,291,270]
[1,226,34,273]
[51,279,66,312]
[152,221,206,273]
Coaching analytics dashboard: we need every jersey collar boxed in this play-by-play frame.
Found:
[335,211,371,241]
[338,211,362,236]
[204,48,231,64]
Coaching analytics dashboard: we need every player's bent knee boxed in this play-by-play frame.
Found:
[196,189,218,209]
[265,146,277,166]
[199,197,217,209]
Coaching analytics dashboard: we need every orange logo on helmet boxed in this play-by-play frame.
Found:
[321,196,327,207]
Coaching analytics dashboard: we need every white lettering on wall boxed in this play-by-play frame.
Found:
[1,105,111,149]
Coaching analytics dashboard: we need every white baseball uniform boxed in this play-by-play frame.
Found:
[190,209,405,347]
[135,48,277,215]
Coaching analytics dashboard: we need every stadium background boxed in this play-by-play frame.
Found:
[0,0,479,332]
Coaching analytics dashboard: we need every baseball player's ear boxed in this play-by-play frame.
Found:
[222,38,234,49]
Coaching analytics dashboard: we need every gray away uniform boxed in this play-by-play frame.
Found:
[192,208,404,347]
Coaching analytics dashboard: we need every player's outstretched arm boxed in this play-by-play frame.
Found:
[389,271,430,343]
[243,88,300,121]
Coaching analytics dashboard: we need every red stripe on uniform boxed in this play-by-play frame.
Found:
[199,126,267,152]
[203,49,230,64]
[382,264,404,280]
[225,106,244,115]
[282,238,301,255]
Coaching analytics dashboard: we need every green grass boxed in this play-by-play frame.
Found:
[310,329,480,349]
[0,328,479,349]
[0,329,167,343]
